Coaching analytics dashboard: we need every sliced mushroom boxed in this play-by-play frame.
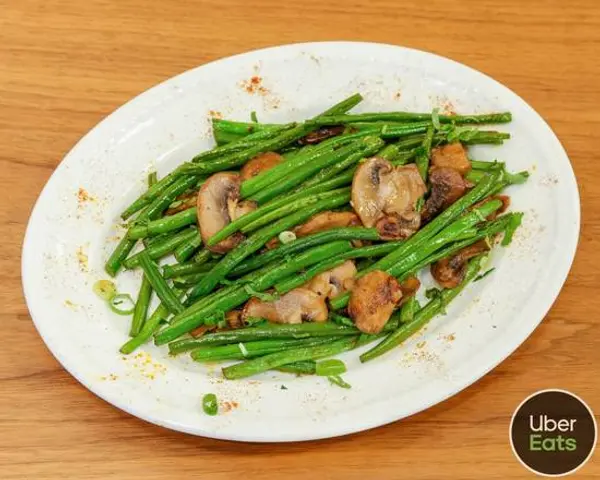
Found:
[431,142,471,175]
[421,167,471,223]
[225,310,244,329]
[304,260,357,299]
[348,270,403,334]
[240,152,283,181]
[242,288,328,324]
[197,173,257,253]
[190,325,216,338]
[165,191,197,216]
[431,240,490,288]
[399,276,421,304]
[294,211,361,237]
[352,158,426,240]
[298,125,346,145]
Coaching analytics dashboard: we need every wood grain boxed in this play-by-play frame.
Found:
[1,0,599,478]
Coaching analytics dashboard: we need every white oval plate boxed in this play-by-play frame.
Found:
[22,42,579,442]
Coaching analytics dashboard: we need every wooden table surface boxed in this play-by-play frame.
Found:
[2,0,599,478]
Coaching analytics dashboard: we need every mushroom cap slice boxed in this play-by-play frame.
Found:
[197,172,256,253]
[294,211,360,237]
[304,260,357,299]
[352,158,426,239]
[348,270,403,334]
[422,167,470,223]
[240,152,283,181]
[431,240,490,288]
[431,142,471,175]
[242,288,328,325]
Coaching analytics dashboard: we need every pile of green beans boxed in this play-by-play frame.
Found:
[101,92,526,384]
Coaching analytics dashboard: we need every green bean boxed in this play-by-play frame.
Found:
[120,172,177,220]
[192,248,214,265]
[299,137,385,189]
[192,192,351,298]
[274,241,403,294]
[120,288,184,354]
[172,272,207,287]
[123,227,198,269]
[128,207,197,239]
[402,214,519,278]
[105,235,138,277]
[248,141,369,204]
[212,119,281,136]
[192,124,296,163]
[130,274,153,337]
[240,188,351,234]
[400,297,419,324]
[240,142,339,198]
[222,337,358,380]
[155,241,353,344]
[174,230,202,262]
[190,336,340,362]
[229,227,380,276]
[179,124,314,175]
[141,175,198,221]
[360,257,483,362]
[137,251,184,315]
[415,126,434,181]
[143,232,170,248]
[309,112,512,126]
[163,260,218,279]
[321,93,364,115]
[275,361,317,375]
[466,168,529,185]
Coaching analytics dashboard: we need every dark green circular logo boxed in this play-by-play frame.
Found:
[510,389,596,476]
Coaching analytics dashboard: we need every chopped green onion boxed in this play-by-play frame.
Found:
[93,279,117,301]
[316,359,347,376]
[328,375,352,389]
[109,293,135,315]
[202,393,218,416]
[250,111,258,123]
[278,231,296,244]
[238,342,249,357]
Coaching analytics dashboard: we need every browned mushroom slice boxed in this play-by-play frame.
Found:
[294,211,360,237]
[398,276,421,305]
[240,152,283,181]
[242,288,328,324]
[431,240,490,288]
[421,167,470,223]
[431,142,471,175]
[225,310,244,329]
[165,191,197,216]
[197,172,257,253]
[304,260,357,299]
[298,125,346,145]
[348,270,403,334]
[352,158,426,239]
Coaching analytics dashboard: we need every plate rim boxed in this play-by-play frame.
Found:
[21,40,581,442]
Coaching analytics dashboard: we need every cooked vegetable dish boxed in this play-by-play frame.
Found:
[101,93,527,383]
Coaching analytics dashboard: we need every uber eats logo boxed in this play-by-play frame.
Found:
[510,390,596,476]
